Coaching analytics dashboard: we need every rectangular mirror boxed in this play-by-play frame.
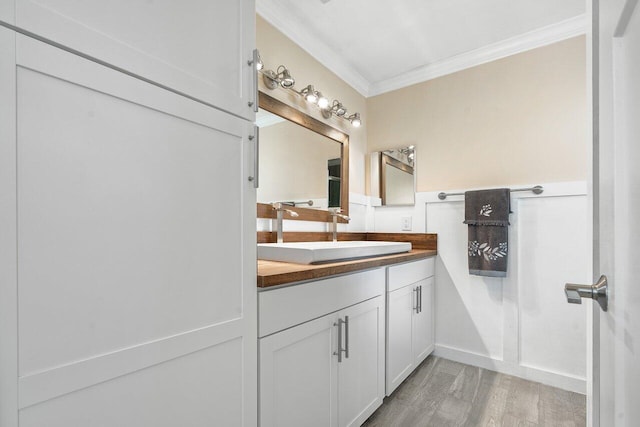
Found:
[257,92,350,218]
[373,147,416,206]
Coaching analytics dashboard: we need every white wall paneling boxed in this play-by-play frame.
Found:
[13,0,256,120]
[423,181,589,393]
[11,34,256,425]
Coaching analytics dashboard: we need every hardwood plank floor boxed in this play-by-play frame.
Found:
[363,356,586,427]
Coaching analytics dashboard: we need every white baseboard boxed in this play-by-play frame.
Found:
[434,344,586,394]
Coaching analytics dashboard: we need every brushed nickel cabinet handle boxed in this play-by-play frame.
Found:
[247,49,259,112]
[333,318,344,363]
[344,316,349,359]
[247,126,259,188]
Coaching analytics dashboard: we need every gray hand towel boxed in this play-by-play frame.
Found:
[463,188,510,277]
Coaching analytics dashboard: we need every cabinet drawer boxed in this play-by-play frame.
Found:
[387,257,434,292]
[259,268,385,338]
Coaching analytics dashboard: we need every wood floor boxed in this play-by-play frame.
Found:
[363,356,586,427]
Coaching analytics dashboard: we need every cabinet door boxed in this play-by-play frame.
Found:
[386,284,416,395]
[0,1,13,24]
[0,26,18,427]
[413,277,435,365]
[259,313,338,427]
[14,0,257,120]
[337,296,385,427]
[11,34,256,426]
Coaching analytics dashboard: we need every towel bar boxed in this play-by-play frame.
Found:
[437,185,543,200]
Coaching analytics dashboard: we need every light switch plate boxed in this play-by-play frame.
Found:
[401,216,412,231]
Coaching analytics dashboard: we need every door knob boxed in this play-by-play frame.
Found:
[564,275,608,311]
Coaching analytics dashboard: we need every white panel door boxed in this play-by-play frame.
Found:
[3,33,257,425]
[259,313,338,427]
[591,0,640,425]
[0,25,18,427]
[13,0,257,120]
[386,284,414,395]
[0,1,13,24]
[338,296,385,427]
[413,277,435,364]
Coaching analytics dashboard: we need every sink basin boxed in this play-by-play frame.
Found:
[257,240,412,264]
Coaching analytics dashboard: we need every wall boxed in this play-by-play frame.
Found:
[257,15,368,196]
[256,17,590,393]
[367,38,589,393]
[369,183,589,393]
[428,183,588,393]
[367,36,587,194]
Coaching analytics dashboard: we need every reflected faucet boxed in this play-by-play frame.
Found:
[272,202,299,244]
[329,208,350,242]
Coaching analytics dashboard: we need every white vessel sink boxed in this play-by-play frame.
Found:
[257,240,412,264]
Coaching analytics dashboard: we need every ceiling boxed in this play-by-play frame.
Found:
[257,0,586,97]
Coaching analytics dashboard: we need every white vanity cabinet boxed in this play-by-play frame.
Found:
[259,269,386,427]
[386,257,435,395]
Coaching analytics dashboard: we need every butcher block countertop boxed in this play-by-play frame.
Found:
[256,232,437,288]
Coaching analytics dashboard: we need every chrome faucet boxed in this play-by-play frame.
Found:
[328,208,350,242]
[272,202,299,244]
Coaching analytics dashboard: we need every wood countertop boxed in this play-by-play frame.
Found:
[257,249,437,288]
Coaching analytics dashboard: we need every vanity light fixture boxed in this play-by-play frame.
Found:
[347,113,361,127]
[321,100,347,119]
[259,55,361,127]
[395,145,416,167]
[300,85,318,103]
[316,93,330,109]
[256,50,264,71]
[263,65,295,89]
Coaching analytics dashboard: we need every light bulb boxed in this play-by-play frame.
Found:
[305,92,318,103]
[317,93,329,109]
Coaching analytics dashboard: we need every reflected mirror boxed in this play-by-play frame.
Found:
[377,147,416,206]
[257,92,349,215]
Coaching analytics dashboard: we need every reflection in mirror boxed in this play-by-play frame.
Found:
[256,92,350,219]
[379,147,416,206]
[257,109,341,209]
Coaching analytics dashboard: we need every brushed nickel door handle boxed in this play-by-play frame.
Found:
[565,275,608,311]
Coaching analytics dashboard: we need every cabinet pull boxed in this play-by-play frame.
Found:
[247,126,259,188]
[418,285,423,314]
[247,49,259,112]
[333,318,344,363]
[344,315,350,359]
[414,287,419,313]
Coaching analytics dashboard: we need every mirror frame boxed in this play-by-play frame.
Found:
[257,91,350,222]
[380,152,415,206]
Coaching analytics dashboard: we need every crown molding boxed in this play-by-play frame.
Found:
[257,1,372,97]
[258,4,587,99]
[368,14,588,96]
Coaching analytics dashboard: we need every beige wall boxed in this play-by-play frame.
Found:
[257,16,368,194]
[367,36,587,193]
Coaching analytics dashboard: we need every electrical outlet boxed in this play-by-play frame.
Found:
[401,216,412,231]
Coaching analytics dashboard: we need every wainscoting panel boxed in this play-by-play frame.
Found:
[424,182,588,393]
